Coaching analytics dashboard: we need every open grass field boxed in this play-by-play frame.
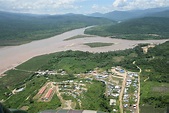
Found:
[140,79,169,112]
[0,69,33,100]
[28,94,61,113]
[80,80,112,112]
[2,70,33,88]
[140,105,167,113]
[140,80,169,98]
[4,76,45,107]
[112,56,125,63]
[3,75,61,113]
[16,54,54,71]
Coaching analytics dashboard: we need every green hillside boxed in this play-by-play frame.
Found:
[0,41,168,112]
[134,42,169,113]
[0,12,112,46]
[148,10,169,18]
[89,7,169,21]
[85,17,169,40]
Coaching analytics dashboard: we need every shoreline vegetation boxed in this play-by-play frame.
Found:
[64,35,94,41]
[0,26,167,77]
[84,42,114,48]
[0,41,168,113]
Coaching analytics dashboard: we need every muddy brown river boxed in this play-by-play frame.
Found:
[0,27,168,75]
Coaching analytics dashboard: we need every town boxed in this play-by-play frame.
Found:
[29,66,140,113]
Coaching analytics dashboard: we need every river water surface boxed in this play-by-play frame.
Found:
[0,27,168,75]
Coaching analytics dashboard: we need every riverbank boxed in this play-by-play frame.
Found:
[0,27,168,76]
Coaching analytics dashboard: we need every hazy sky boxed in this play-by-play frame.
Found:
[0,0,169,14]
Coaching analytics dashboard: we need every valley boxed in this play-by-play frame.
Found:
[0,5,169,113]
[0,27,167,76]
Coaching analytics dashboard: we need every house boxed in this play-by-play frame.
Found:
[119,69,125,73]
[112,93,119,97]
[133,104,137,109]
[110,99,116,105]
[115,66,122,71]
[15,87,25,93]
[124,104,128,108]
[115,66,125,73]
[134,73,138,77]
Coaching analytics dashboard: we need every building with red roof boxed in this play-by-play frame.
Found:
[44,88,53,99]
[38,87,46,94]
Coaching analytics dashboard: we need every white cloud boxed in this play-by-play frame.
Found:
[112,0,169,10]
[113,0,128,7]
[92,4,98,9]
[0,0,83,14]
[0,0,169,14]
[91,4,111,13]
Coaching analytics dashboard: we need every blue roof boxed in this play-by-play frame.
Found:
[119,70,125,73]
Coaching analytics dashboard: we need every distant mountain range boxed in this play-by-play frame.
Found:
[0,11,113,46]
[86,7,169,39]
[89,7,169,21]
[1,6,169,46]
[146,10,169,18]
[85,17,169,40]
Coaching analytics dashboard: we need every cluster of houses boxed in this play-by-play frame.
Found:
[107,83,121,98]
[58,80,88,99]
[91,70,121,99]
[34,66,139,113]
[35,79,88,103]
[36,69,67,76]
[123,72,139,112]
[84,67,124,113]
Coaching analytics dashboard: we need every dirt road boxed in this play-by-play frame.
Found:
[133,61,142,113]
[119,71,127,113]
[55,85,73,109]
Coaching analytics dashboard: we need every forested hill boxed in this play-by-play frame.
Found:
[0,12,113,46]
[89,7,169,21]
[136,41,169,83]
[134,41,169,111]
[146,10,169,18]
[85,17,169,40]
